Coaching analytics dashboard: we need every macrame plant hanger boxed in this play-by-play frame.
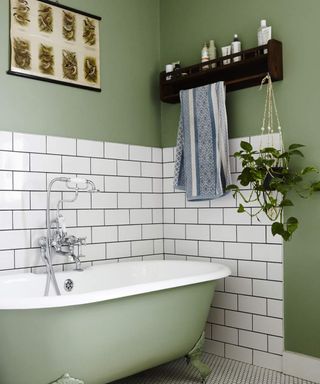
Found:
[259,73,285,156]
[258,73,286,221]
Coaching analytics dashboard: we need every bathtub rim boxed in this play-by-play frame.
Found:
[0,260,231,310]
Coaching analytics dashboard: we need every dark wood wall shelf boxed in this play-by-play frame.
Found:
[160,39,283,104]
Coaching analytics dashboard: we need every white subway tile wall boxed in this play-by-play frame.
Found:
[0,132,283,371]
[0,132,165,276]
[162,133,284,370]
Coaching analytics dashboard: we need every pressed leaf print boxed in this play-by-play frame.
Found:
[39,44,54,75]
[84,57,98,83]
[38,4,53,33]
[13,0,30,26]
[14,38,31,69]
[62,50,78,80]
[83,17,96,46]
[63,11,76,41]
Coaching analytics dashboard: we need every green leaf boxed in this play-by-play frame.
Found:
[311,181,320,191]
[282,231,292,241]
[279,152,290,159]
[241,154,255,163]
[268,196,277,205]
[269,177,284,188]
[240,141,253,152]
[301,166,318,175]
[238,168,255,186]
[273,183,289,195]
[288,144,305,150]
[261,147,280,156]
[226,184,239,191]
[255,158,265,167]
[237,204,245,213]
[279,199,294,207]
[271,222,292,241]
[289,149,304,157]
[286,217,298,235]
[264,159,276,167]
[286,217,298,224]
[271,222,284,236]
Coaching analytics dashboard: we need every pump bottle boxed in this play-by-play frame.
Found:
[231,34,241,62]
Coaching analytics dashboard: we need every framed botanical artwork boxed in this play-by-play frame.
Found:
[8,0,102,92]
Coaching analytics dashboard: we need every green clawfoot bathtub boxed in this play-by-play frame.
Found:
[0,260,230,384]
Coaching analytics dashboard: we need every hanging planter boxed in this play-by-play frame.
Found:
[262,166,285,191]
[227,74,320,241]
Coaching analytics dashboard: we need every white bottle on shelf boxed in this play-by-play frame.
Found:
[201,42,209,69]
[165,64,173,80]
[258,19,272,51]
[221,45,231,65]
[231,34,241,62]
[208,40,217,68]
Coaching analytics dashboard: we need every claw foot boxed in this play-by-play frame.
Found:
[186,332,211,383]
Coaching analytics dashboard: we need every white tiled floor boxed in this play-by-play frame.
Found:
[112,353,317,384]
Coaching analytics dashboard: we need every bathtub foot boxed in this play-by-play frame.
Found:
[186,332,211,383]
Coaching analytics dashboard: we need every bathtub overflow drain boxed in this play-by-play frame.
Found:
[64,279,74,292]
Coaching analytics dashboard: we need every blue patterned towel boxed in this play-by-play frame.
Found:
[174,82,232,201]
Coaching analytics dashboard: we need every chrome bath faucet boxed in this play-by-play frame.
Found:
[39,177,99,295]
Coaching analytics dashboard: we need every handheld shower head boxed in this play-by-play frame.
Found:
[55,177,100,223]
[69,177,87,185]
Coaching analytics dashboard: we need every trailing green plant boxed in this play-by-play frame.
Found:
[226,140,320,241]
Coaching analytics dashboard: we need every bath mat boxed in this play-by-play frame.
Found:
[50,373,84,384]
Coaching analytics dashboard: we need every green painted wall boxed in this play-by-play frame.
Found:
[0,0,161,146]
[160,0,320,358]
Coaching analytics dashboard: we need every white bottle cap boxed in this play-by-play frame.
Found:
[165,64,173,73]
[260,19,267,27]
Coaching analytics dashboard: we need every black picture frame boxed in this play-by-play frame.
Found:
[8,0,102,92]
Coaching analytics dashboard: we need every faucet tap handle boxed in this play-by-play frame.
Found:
[67,235,77,244]
[79,237,87,246]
